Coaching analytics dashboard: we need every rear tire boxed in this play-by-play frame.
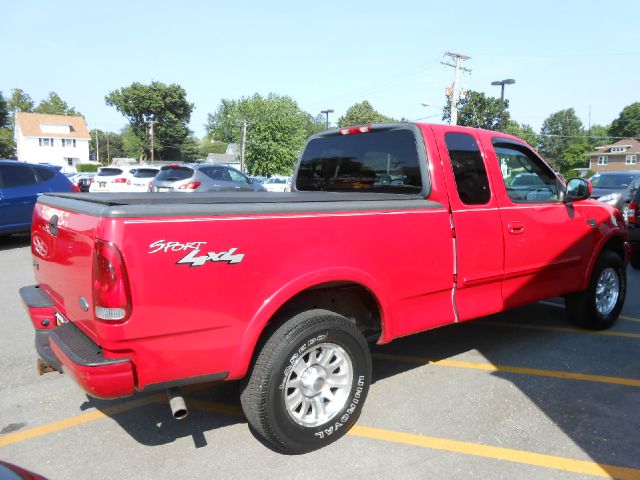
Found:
[240,309,371,454]
[566,251,626,330]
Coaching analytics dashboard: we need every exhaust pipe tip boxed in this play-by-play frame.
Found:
[167,388,188,420]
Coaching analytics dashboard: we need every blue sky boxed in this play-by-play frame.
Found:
[3,1,639,138]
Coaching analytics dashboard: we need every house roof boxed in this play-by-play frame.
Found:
[589,138,640,157]
[15,112,91,140]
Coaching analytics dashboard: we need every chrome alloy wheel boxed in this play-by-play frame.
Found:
[283,343,353,427]
[595,267,620,316]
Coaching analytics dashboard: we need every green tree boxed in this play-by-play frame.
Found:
[90,130,126,164]
[199,137,228,157]
[443,91,508,130]
[504,120,539,148]
[587,124,611,148]
[0,91,15,158]
[538,108,585,173]
[609,102,640,140]
[206,93,309,176]
[34,91,81,116]
[8,88,34,114]
[121,125,145,160]
[337,100,394,127]
[105,81,194,161]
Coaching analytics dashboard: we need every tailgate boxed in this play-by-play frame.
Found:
[31,201,100,335]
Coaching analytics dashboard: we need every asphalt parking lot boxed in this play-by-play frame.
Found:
[1,233,639,480]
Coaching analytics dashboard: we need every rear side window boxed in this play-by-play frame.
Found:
[493,140,559,203]
[296,129,422,193]
[98,168,123,177]
[34,166,56,182]
[0,164,37,188]
[444,133,491,205]
[201,167,230,181]
[156,166,194,181]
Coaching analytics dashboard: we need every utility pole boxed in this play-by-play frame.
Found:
[238,120,248,173]
[441,51,471,126]
[106,135,111,164]
[320,109,334,129]
[145,118,157,163]
[95,128,100,164]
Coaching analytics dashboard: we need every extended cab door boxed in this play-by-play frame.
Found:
[432,127,505,321]
[483,137,593,308]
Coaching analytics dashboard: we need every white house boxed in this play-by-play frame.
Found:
[15,112,91,172]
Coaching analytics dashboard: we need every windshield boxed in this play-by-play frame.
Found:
[590,174,636,189]
[296,129,422,193]
[155,166,194,181]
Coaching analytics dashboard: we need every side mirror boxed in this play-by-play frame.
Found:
[564,178,592,203]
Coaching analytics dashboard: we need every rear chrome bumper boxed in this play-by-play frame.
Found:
[20,285,135,399]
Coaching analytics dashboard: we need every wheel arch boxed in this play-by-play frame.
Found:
[228,269,388,379]
[582,233,627,290]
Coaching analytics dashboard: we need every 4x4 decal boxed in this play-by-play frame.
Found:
[148,240,244,266]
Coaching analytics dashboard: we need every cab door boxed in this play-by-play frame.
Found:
[484,137,593,308]
[432,127,505,321]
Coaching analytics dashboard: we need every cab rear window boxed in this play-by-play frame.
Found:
[296,128,423,193]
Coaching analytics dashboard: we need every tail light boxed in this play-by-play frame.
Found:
[92,240,131,322]
[339,125,371,135]
[114,178,127,184]
[70,184,80,192]
[179,181,201,190]
[629,201,637,224]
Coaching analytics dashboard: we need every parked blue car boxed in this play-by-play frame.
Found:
[0,160,77,235]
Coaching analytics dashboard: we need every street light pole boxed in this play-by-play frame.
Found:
[320,109,334,129]
[491,79,515,130]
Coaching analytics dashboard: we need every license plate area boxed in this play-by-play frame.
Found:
[55,311,70,326]
[157,187,172,192]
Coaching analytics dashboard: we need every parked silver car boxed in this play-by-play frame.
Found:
[150,163,266,192]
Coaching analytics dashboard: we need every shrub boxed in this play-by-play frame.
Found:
[77,163,98,172]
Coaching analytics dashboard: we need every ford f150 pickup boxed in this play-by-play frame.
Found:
[20,123,630,453]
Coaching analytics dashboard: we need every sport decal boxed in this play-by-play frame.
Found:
[148,240,244,266]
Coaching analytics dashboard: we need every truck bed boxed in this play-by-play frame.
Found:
[39,192,440,217]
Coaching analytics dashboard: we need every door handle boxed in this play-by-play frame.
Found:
[507,221,525,235]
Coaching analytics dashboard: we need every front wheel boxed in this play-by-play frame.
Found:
[565,250,626,329]
[240,309,371,454]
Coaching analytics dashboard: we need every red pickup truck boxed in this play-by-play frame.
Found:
[21,123,629,453]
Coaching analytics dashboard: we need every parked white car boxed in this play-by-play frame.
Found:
[263,176,292,192]
[89,166,135,193]
[125,166,160,192]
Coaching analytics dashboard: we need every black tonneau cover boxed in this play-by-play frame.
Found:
[38,192,442,218]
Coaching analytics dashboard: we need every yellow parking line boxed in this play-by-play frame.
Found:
[373,353,640,387]
[0,394,162,448]
[2,397,639,478]
[348,425,640,480]
[621,315,640,324]
[477,321,640,339]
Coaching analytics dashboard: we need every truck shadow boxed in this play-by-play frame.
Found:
[83,300,639,472]
[371,301,640,472]
[83,382,245,448]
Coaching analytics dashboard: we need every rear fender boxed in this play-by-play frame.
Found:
[227,267,389,379]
